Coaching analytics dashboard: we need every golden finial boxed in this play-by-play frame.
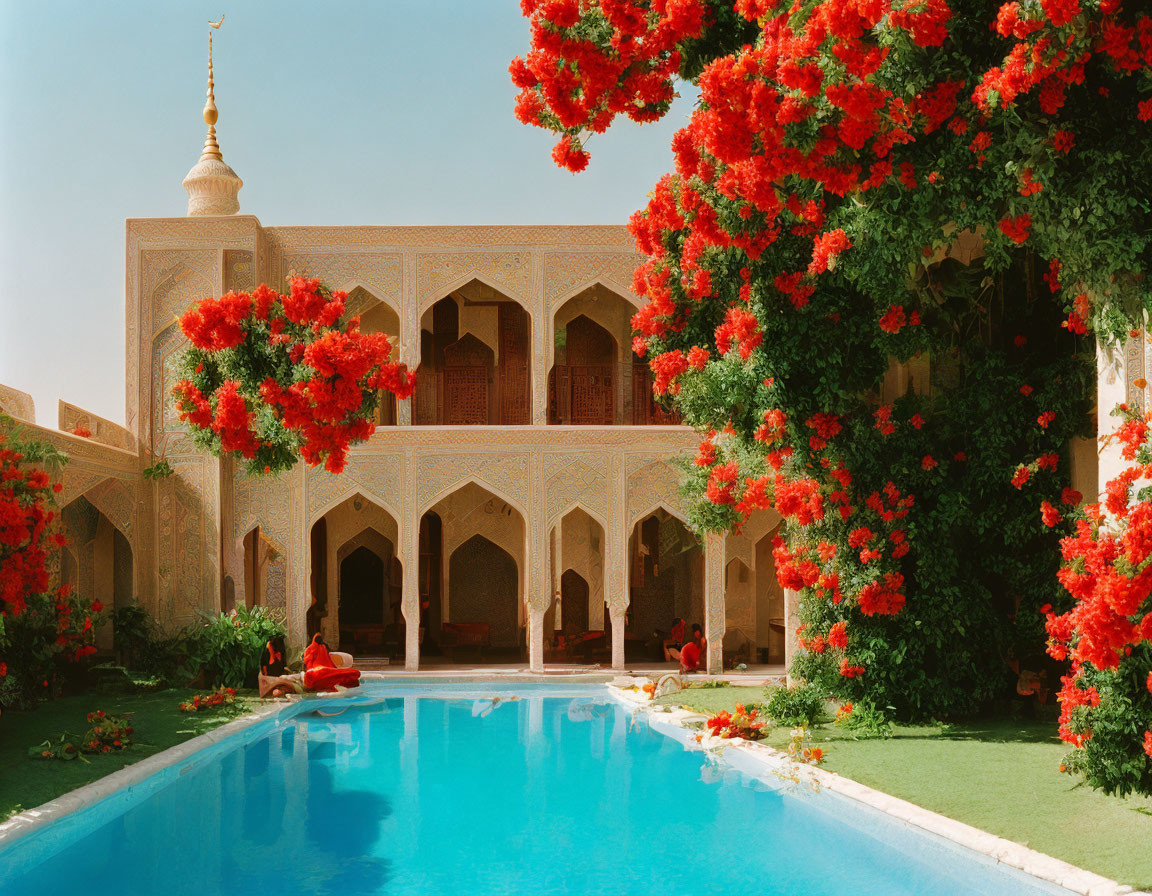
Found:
[200,15,226,162]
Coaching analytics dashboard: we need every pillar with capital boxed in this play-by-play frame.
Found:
[703,532,726,674]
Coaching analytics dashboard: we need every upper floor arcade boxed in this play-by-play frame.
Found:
[128,218,683,449]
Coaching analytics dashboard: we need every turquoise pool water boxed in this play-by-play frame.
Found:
[0,683,1073,895]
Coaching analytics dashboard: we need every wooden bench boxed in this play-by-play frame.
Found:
[441,622,491,662]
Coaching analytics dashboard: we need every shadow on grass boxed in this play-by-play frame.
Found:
[936,719,1062,745]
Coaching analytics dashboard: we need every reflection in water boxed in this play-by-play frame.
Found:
[1,692,1066,896]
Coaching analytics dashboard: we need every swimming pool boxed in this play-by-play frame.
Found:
[0,683,1076,895]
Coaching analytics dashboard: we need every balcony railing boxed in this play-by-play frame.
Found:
[548,362,681,427]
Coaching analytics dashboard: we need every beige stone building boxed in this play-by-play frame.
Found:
[0,66,791,674]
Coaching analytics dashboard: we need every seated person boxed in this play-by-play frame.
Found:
[673,624,707,674]
[678,637,701,673]
[302,633,361,692]
[258,635,303,698]
[661,618,686,662]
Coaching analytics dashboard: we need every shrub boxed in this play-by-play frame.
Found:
[110,605,195,686]
[763,682,826,727]
[834,701,894,740]
[173,277,415,475]
[0,415,103,711]
[185,606,287,689]
[1044,407,1152,797]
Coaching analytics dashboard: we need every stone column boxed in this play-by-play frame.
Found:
[531,259,548,426]
[610,608,627,670]
[554,520,563,630]
[527,450,549,671]
[287,465,308,645]
[783,588,801,674]
[1098,337,1138,494]
[703,532,725,674]
[606,517,629,670]
[401,453,421,670]
[528,606,545,672]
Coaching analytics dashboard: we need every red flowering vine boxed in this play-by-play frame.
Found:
[514,0,1148,723]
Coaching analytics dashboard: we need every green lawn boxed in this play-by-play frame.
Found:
[0,689,260,821]
[656,685,1152,889]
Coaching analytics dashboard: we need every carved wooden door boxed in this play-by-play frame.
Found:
[444,334,493,425]
[569,366,614,424]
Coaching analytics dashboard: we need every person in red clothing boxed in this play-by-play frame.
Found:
[678,637,701,673]
[667,624,707,673]
[302,634,361,692]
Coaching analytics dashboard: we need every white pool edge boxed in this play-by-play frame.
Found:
[606,686,1149,896]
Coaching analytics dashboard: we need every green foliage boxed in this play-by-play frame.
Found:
[142,459,173,480]
[184,606,288,690]
[28,710,134,762]
[676,261,1094,720]
[110,606,193,686]
[763,682,827,727]
[836,701,895,740]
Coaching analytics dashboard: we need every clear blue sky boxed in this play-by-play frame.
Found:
[0,1,693,427]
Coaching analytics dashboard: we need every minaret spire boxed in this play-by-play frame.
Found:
[183,14,243,216]
[200,27,222,161]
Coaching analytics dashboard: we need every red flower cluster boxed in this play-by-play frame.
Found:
[705,703,767,740]
[174,277,416,475]
[0,438,55,615]
[858,572,907,616]
[998,213,1032,244]
[511,0,708,169]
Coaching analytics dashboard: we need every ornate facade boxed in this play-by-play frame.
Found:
[2,217,792,674]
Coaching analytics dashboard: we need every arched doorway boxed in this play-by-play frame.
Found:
[414,281,532,425]
[549,315,616,425]
[721,511,786,667]
[60,493,134,652]
[723,558,755,667]
[754,526,786,664]
[308,493,403,660]
[560,570,590,635]
[627,510,703,662]
[421,481,526,664]
[544,506,608,664]
[418,511,444,657]
[448,535,518,657]
[338,546,386,649]
[549,285,639,425]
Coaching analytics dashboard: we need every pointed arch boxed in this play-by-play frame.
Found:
[338,279,402,320]
[547,499,610,535]
[419,270,532,314]
[551,277,644,316]
[308,488,404,554]
[419,475,529,521]
[629,499,692,531]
